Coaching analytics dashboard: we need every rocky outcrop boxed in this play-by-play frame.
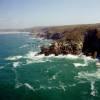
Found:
[37,25,100,57]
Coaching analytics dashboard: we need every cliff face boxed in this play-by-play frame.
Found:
[42,23,100,42]
[37,24,100,56]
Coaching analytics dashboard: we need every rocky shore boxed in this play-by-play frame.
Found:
[38,39,82,56]
[37,28,100,58]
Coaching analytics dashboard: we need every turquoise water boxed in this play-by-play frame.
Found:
[0,33,100,100]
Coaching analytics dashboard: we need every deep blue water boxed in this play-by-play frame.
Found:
[0,33,100,100]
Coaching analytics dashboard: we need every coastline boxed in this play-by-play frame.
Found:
[0,32,30,34]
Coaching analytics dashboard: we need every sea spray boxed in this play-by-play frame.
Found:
[5,55,23,61]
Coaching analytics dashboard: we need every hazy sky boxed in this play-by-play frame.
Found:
[0,0,100,29]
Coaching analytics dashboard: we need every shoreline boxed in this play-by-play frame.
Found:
[0,32,30,34]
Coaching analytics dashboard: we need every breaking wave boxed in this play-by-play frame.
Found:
[5,55,23,61]
[5,51,97,66]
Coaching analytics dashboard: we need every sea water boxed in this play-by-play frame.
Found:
[0,33,100,100]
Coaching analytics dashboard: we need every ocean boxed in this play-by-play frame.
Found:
[0,32,100,100]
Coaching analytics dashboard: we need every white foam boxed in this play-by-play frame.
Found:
[49,71,62,80]
[0,32,28,34]
[15,83,23,88]
[47,54,55,58]
[76,69,100,81]
[24,52,93,64]
[40,85,46,89]
[45,66,56,73]
[15,83,35,91]
[13,62,20,68]
[26,60,33,64]
[73,55,96,67]
[47,54,95,61]
[24,51,52,64]
[59,81,66,91]
[73,63,87,67]
[25,52,80,60]
[6,55,22,61]
[26,59,47,64]
[48,87,52,90]
[49,54,79,59]
[69,84,76,87]
[96,61,100,67]
[75,70,100,97]
[24,83,35,91]
[19,44,28,48]
[73,56,88,67]
[5,51,97,65]
[66,54,79,59]
[90,81,97,96]
[25,51,44,59]
[38,86,61,91]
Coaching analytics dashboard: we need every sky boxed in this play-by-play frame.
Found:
[0,0,100,29]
